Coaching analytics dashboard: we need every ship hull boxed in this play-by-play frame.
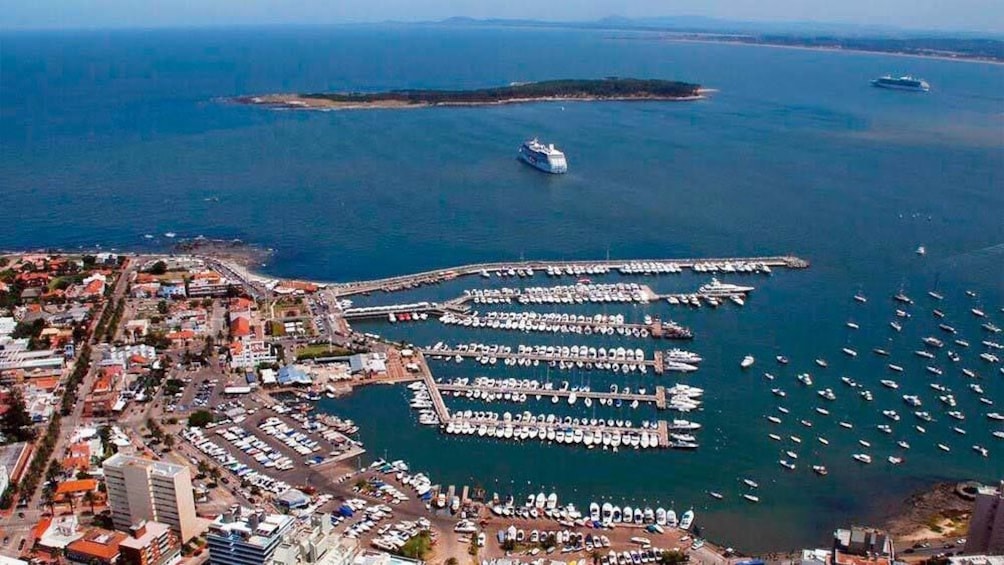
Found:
[871,81,929,92]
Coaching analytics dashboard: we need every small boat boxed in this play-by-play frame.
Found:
[817,436,829,445]
[679,509,695,530]
[742,478,759,489]
[890,321,903,332]
[888,456,903,465]
[937,443,951,452]
[846,322,860,330]
[741,355,755,369]
[708,491,724,500]
[873,348,890,356]
[853,294,867,303]
[842,347,857,357]
[972,308,986,318]
[839,421,854,429]
[928,291,944,300]
[743,494,760,503]
[853,453,872,464]
[916,246,926,255]
[779,459,796,470]
[776,355,789,365]
[815,358,829,368]
[812,465,828,476]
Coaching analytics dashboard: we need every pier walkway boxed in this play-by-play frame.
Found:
[421,348,665,374]
[329,255,809,297]
[437,382,668,409]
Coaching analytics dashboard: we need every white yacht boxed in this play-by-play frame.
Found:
[699,278,755,296]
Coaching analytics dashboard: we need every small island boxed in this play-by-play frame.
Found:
[235,78,704,110]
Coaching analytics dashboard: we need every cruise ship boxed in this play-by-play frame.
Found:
[518,138,568,174]
[871,75,930,92]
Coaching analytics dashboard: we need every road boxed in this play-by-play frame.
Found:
[0,259,136,557]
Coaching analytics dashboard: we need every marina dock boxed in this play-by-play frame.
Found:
[420,347,665,374]
[329,255,809,297]
[437,382,670,409]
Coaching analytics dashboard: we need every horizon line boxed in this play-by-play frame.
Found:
[1,16,1002,38]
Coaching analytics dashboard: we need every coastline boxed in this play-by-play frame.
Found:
[234,92,707,111]
[645,35,1004,66]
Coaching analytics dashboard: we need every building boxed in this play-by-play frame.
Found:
[37,515,84,551]
[966,480,1004,554]
[271,514,357,565]
[949,557,1004,565]
[66,528,127,565]
[187,272,234,298]
[206,506,295,565]
[832,526,893,565]
[103,454,199,543]
[0,442,30,487]
[118,521,181,565]
[229,340,277,370]
[348,353,387,376]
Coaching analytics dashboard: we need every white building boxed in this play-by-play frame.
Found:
[103,454,199,543]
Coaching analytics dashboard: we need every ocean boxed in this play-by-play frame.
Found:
[2,24,1003,551]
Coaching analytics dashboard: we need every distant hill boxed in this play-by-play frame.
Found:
[430,16,1004,62]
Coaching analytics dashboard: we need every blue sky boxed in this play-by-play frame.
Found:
[1,0,1001,32]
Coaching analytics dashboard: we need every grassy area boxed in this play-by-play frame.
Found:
[296,344,351,360]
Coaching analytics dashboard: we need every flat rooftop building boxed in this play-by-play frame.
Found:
[966,480,1004,555]
[207,506,295,565]
[103,454,199,543]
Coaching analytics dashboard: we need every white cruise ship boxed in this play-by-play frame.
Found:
[518,138,568,174]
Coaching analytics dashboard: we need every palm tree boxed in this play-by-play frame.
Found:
[41,485,55,515]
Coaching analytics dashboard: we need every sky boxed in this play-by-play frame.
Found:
[1,0,1002,33]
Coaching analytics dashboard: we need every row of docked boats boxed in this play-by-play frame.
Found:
[666,293,745,307]
[588,502,695,530]
[439,311,653,338]
[463,283,651,305]
[442,416,669,450]
[426,342,655,374]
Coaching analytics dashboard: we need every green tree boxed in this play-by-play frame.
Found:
[1,389,36,443]
[41,485,56,515]
[188,410,214,428]
[157,300,169,315]
[658,550,689,565]
[83,490,97,514]
[148,261,168,275]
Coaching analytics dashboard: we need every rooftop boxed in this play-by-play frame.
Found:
[119,521,171,550]
[103,453,188,478]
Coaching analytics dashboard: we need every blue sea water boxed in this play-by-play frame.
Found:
[2,25,1003,550]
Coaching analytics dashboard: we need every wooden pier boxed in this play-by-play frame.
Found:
[437,382,668,409]
[420,347,665,375]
